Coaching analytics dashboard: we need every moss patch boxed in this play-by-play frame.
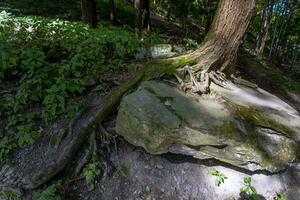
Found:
[144,57,196,79]
[235,104,295,138]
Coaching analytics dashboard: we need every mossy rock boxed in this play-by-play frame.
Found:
[116,81,299,172]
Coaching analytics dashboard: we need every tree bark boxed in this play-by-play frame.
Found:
[190,0,256,74]
[81,0,97,28]
[134,0,151,32]
[109,0,117,24]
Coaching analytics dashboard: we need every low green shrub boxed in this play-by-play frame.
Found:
[274,192,287,200]
[83,163,101,184]
[0,189,21,200]
[240,177,259,200]
[0,11,154,162]
[32,181,62,200]
[208,168,228,187]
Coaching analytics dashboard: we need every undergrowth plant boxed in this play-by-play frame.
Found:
[0,189,21,200]
[274,192,287,200]
[32,181,62,200]
[207,172,287,200]
[240,177,259,200]
[184,38,198,49]
[83,163,101,184]
[0,11,162,163]
[208,168,227,187]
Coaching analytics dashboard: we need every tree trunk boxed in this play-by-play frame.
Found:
[269,0,286,59]
[291,46,298,68]
[81,0,97,28]
[166,1,172,21]
[190,0,256,74]
[273,3,288,57]
[134,0,151,32]
[255,0,271,58]
[109,0,117,24]
[278,0,296,64]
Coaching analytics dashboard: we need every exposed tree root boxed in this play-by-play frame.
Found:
[74,150,91,177]
[98,124,115,178]
[73,131,97,177]
[173,64,228,95]
[231,74,258,88]
[99,124,111,147]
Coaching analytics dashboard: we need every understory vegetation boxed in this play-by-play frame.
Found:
[0,10,163,162]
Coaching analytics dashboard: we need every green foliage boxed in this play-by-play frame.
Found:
[274,192,287,200]
[0,113,39,162]
[83,163,101,184]
[240,177,259,200]
[0,13,146,162]
[0,13,140,121]
[0,0,80,18]
[0,189,21,200]
[246,0,300,64]
[184,38,198,49]
[208,168,227,187]
[142,32,165,45]
[33,181,62,200]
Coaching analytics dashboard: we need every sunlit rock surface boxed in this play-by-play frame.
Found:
[116,81,300,172]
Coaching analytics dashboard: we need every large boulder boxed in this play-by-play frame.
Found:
[116,81,300,172]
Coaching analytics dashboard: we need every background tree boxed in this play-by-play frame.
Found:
[109,0,117,24]
[268,0,287,59]
[255,0,272,58]
[134,0,151,32]
[81,0,97,27]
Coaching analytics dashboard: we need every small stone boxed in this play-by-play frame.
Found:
[164,100,171,107]
[156,164,164,169]
[144,165,151,169]
[145,186,150,193]
[150,44,173,58]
